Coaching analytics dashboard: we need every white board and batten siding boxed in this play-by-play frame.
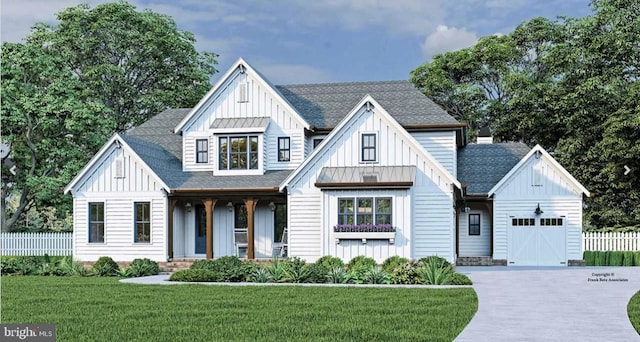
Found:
[458,208,491,257]
[411,131,457,177]
[181,69,306,172]
[286,104,456,263]
[492,155,585,262]
[70,144,167,262]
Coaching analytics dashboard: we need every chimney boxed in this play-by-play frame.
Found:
[477,127,493,144]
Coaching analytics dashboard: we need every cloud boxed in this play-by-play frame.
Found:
[421,25,478,59]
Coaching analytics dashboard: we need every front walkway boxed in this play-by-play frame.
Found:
[454,266,640,341]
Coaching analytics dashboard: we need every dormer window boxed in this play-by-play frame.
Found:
[361,133,377,162]
[278,137,290,162]
[219,136,258,170]
[196,139,209,163]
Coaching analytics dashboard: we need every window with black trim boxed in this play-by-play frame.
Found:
[274,204,287,243]
[134,202,150,243]
[196,139,209,163]
[469,214,480,235]
[218,136,259,170]
[361,133,377,162]
[89,202,104,243]
[278,137,290,162]
[234,204,248,228]
[540,218,563,226]
[512,218,535,226]
[338,199,354,225]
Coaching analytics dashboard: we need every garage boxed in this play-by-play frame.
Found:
[508,216,567,266]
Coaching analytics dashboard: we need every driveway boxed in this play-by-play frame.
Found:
[454,266,640,342]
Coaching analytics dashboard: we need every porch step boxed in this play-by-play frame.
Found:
[456,256,494,266]
[161,258,199,273]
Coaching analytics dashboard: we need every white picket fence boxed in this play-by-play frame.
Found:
[0,232,73,256]
[583,232,640,251]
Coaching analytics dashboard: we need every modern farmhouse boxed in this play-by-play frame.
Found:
[65,58,590,266]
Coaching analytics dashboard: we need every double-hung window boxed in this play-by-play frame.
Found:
[469,214,480,235]
[89,202,105,243]
[135,202,151,243]
[361,133,377,162]
[278,137,290,162]
[196,139,209,163]
[218,136,259,170]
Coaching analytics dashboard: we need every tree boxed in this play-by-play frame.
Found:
[27,1,218,131]
[1,42,114,231]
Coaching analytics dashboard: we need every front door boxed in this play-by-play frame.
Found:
[195,205,206,254]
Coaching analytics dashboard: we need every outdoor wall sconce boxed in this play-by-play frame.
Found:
[534,150,542,159]
[534,203,544,215]
[268,201,276,212]
[227,201,234,212]
[114,140,122,149]
[185,202,192,212]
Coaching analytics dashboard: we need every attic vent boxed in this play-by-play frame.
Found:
[114,157,125,179]
[362,175,378,182]
[238,82,249,103]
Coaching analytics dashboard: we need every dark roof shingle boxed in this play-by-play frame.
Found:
[457,143,531,195]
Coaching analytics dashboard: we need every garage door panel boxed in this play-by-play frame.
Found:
[509,216,567,266]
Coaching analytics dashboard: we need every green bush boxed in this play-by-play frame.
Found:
[315,256,344,270]
[594,251,607,266]
[125,258,160,277]
[347,256,377,270]
[418,256,452,269]
[57,256,90,276]
[93,256,119,276]
[251,268,271,283]
[304,263,328,283]
[348,265,373,284]
[326,267,350,283]
[635,252,640,266]
[190,256,245,282]
[36,262,66,276]
[583,251,596,266]
[623,252,635,266]
[381,255,409,273]
[390,261,421,284]
[169,269,216,282]
[366,267,391,284]
[607,251,624,266]
[449,273,473,285]
[240,260,258,282]
[265,258,289,282]
[283,257,311,283]
[419,257,453,285]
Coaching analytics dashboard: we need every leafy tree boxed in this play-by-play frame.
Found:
[27,1,218,131]
[1,42,114,231]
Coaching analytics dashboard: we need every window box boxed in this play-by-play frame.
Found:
[333,224,396,244]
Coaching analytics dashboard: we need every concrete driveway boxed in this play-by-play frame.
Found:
[454,266,640,342]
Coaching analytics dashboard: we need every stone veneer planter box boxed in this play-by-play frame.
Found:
[334,232,395,244]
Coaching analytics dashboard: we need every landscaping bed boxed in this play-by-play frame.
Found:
[628,290,640,334]
[1,276,478,341]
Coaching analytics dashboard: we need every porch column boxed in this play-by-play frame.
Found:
[202,198,217,259]
[168,199,177,260]
[244,198,257,259]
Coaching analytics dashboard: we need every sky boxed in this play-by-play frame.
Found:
[1,0,593,85]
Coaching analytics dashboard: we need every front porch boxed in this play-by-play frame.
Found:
[167,192,287,260]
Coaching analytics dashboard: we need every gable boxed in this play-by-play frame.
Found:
[489,145,590,198]
[281,95,460,193]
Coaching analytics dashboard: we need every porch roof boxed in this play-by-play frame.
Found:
[315,166,415,189]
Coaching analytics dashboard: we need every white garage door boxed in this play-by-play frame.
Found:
[508,216,567,266]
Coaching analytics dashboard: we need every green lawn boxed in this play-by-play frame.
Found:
[628,290,640,334]
[1,276,477,342]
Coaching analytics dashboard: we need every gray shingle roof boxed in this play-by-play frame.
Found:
[457,143,531,195]
[276,80,458,128]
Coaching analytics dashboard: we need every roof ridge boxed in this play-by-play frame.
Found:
[276,80,409,88]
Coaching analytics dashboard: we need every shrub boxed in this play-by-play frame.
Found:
[418,256,452,269]
[419,257,453,285]
[623,251,635,266]
[326,267,350,283]
[348,265,373,284]
[266,258,289,282]
[594,251,607,266]
[366,267,391,284]
[347,256,377,270]
[241,260,258,282]
[607,251,624,266]
[382,255,409,273]
[36,262,66,276]
[390,261,421,284]
[1,257,22,275]
[583,251,596,266]
[169,269,216,282]
[126,258,160,277]
[190,256,245,282]
[251,268,271,283]
[449,273,473,285]
[315,256,344,270]
[635,252,640,266]
[57,256,90,276]
[93,256,119,277]
[304,263,328,283]
[283,257,311,283]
